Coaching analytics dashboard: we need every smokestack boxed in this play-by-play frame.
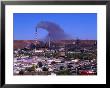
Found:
[48,33,50,48]
[35,27,38,43]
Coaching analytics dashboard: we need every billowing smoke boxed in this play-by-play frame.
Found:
[36,21,70,41]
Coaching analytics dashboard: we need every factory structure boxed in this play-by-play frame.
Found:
[14,21,97,58]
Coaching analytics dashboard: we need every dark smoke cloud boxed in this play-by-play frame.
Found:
[36,21,71,41]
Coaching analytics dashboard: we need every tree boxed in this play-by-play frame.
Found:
[19,69,24,75]
[31,64,36,71]
[42,67,48,71]
[38,62,43,67]
[57,69,72,75]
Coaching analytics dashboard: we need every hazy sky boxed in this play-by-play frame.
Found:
[14,13,97,40]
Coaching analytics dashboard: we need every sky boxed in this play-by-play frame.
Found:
[14,13,97,40]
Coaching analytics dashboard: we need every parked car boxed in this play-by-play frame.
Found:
[79,70,95,75]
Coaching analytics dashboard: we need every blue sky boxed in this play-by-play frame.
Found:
[14,13,97,40]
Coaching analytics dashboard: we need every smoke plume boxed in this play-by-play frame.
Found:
[36,21,70,42]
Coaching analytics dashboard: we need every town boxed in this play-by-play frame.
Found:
[13,39,97,75]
